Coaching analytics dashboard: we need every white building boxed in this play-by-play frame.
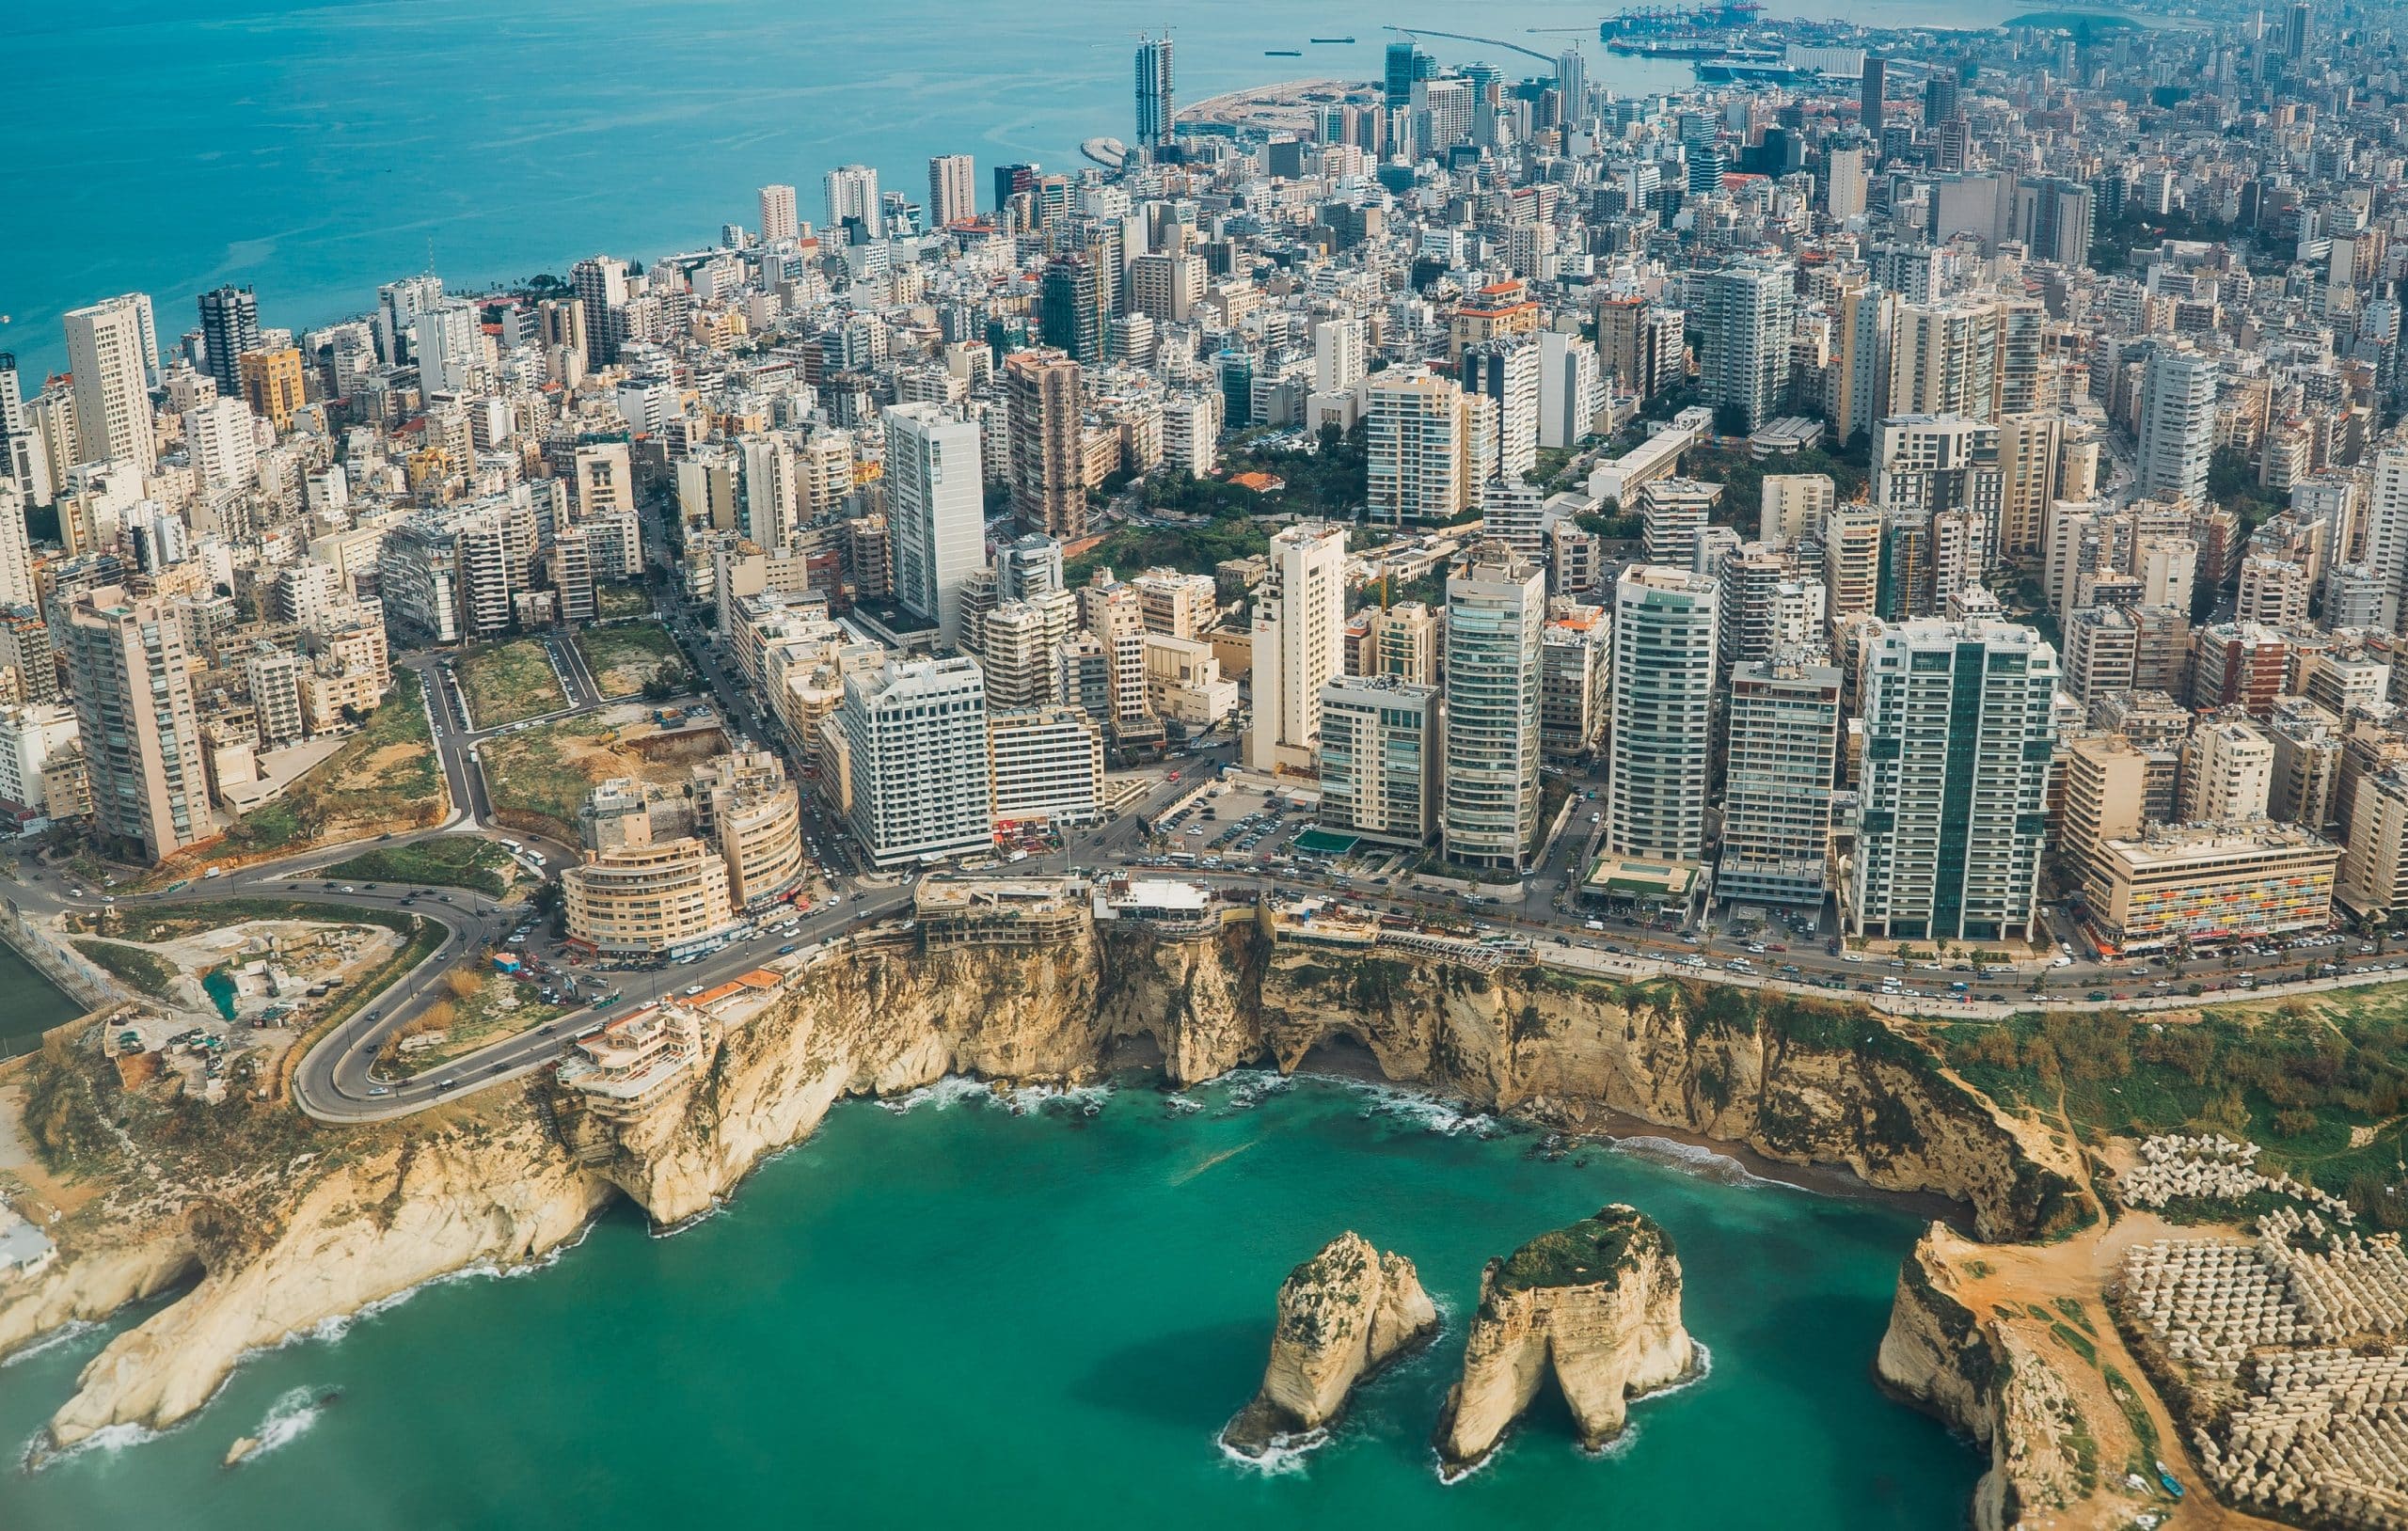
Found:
[1537,331,1605,451]
[1317,674,1439,846]
[841,655,993,868]
[1849,618,2058,941]
[63,295,157,470]
[883,403,985,645]
[989,706,1103,826]
[758,183,800,244]
[2137,346,2216,505]
[0,702,78,818]
[1607,566,1719,864]
[1719,662,1841,906]
[1246,521,1348,773]
[1443,543,1546,872]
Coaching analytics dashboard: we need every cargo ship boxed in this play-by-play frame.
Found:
[1602,0,1763,46]
[1265,49,1303,56]
[1308,36,1355,43]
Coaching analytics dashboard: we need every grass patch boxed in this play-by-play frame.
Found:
[71,939,180,999]
[455,639,565,729]
[209,672,442,862]
[1493,1206,1669,1295]
[326,838,517,898]
[595,581,652,620]
[2050,1321,2099,1366]
[1942,1002,2408,1226]
[2101,1363,2162,1476]
[384,964,569,1072]
[573,621,681,697]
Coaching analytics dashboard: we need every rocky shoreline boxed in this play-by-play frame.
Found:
[0,922,2094,1518]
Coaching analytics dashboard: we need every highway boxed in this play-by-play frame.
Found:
[17,564,2396,1129]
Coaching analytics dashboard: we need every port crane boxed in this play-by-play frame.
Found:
[1381,24,1560,65]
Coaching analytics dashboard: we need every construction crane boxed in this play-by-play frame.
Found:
[1382,23,1560,66]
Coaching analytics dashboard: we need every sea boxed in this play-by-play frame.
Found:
[0,939,81,1057]
[0,1072,1979,1529]
[2,0,2039,381]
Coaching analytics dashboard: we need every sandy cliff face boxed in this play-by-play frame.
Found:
[1254,953,2085,1240]
[35,1113,609,1449]
[1433,1205,1694,1476]
[1221,1231,1438,1456]
[1877,1223,2115,1531]
[2,924,2078,1457]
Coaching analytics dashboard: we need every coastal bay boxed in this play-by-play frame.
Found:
[2,0,2029,379]
[0,1075,1975,1528]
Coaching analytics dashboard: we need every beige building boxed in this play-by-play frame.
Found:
[2337,769,2408,919]
[61,586,209,863]
[563,836,737,957]
[694,750,804,908]
[2085,822,2340,955]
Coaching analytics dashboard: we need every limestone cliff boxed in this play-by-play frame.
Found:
[0,923,2080,1460]
[1253,953,2087,1240]
[29,1110,609,1449]
[1434,1205,1693,1476]
[1876,1224,2111,1531]
[1222,1231,1438,1456]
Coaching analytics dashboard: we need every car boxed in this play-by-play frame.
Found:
[367,1086,391,1097]
[2086,991,2110,1002]
[437,1078,458,1092]
[2052,955,2073,968]
[683,984,705,996]
[341,885,357,893]
[778,943,797,955]
[1842,953,1864,964]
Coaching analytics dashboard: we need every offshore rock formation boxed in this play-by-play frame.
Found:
[1434,1205,1695,1476]
[1,922,2082,1453]
[1221,1231,1438,1457]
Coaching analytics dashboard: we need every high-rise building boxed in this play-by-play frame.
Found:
[0,482,34,610]
[1463,337,1542,483]
[63,296,157,470]
[1607,565,1719,864]
[1860,55,1887,138]
[927,155,976,227]
[1888,299,2001,422]
[1829,279,1893,447]
[1316,675,1439,846]
[2138,346,2217,505]
[238,347,306,433]
[1826,142,1868,220]
[1444,543,1545,872]
[196,285,261,397]
[841,655,992,868]
[1246,522,1349,773]
[1365,370,1469,525]
[2365,447,2408,633]
[1849,618,2058,941]
[1134,36,1176,153]
[1038,254,1107,364]
[825,164,881,238]
[1537,332,1604,450]
[570,256,628,367]
[2181,715,2276,824]
[758,184,800,244]
[1697,260,1795,433]
[1004,349,1085,537]
[414,299,483,395]
[883,403,986,647]
[62,585,208,863]
[1720,661,1843,905]
[182,395,259,496]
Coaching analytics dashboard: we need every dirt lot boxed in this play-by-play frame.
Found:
[482,704,727,843]
[573,620,682,698]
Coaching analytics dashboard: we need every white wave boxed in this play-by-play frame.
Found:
[1328,1077,1504,1139]
[2,1318,102,1369]
[24,1419,164,1471]
[877,1076,990,1114]
[1003,1081,1114,1117]
[1219,1425,1327,1476]
[1607,1135,1778,1188]
[1214,1069,1291,1112]
[650,1199,726,1238]
[237,1386,326,1462]
[1162,1094,1204,1114]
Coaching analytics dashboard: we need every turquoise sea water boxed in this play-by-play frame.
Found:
[2,0,2031,380]
[0,1074,1978,1529]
